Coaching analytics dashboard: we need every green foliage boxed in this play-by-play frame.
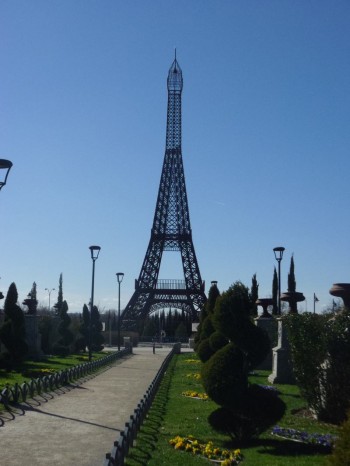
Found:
[272,267,278,315]
[209,330,229,352]
[201,342,247,408]
[197,338,215,363]
[0,283,28,364]
[51,273,73,354]
[249,273,259,317]
[212,281,251,339]
[91,305,104,351]
[285,313,329,414]
[125,355,331,466]
[200,281,275,441]
[208,385,286,442]
[194,282,220,351]
[328,411,350,466]
[76,304,90,352]
[288,255,296,293]
[288,255,297,313]
[174,322,188,339]
[39,314,59,354]
[285,310,350,424]
[207,282,220,314]
[142,317,157,337]
[53,273,64,314]
[57,300,74,349]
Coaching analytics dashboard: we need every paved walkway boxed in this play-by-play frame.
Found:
[0,346,180,466]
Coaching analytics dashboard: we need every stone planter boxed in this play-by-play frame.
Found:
[281,291,305,314]
[329,283,350,308]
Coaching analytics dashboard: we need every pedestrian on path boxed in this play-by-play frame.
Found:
[153,342,155,354]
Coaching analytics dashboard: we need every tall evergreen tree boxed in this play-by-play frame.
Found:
[288,255,297,313]
[0,283,28,364]
[111,312,117,331]
[54,273,63,315]
[57,300,74,348]
[195,281,223,360]
[91,305,104,351]
[52,274,73,352]
[75,304,90,352]
[272,267,278,315]
[174,321,188,339]
[288,255,296,292]
[30,282,37,300]
[249,273,259,317]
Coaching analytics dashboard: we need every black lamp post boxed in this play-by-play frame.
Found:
[273,246,285,315]
[89,245,101,361]
[0,159,13,191]
[116,272,124,351]
[45,288,55,312]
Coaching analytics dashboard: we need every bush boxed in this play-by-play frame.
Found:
[52,344,70,357]
[328,411,350,466]
[200,281,281,441]
[208,384,286,443]
[209,331,229,352]
[285,310,350,424]
[201,343,247,408]
[197,338,215,363]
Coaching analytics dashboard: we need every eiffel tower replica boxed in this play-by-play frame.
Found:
[121,55,206,329]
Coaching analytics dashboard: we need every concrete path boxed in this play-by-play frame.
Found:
[0,347,175,466]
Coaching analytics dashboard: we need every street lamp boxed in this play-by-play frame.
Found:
[89,245,101,361]
[0,159,13,191]
[273,246,285,315]
[45,288,55,312]
[116,272,124,351]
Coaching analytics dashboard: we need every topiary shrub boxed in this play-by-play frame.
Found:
[197,338,215,363]
[208,385,286,443]
[201,343,247,408]
[200,281,283,441]
[209,331,229,352]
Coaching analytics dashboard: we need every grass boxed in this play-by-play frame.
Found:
[0,352,106,390]
[125,353,339,466]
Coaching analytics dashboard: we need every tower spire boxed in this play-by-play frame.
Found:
[121,58,206,329]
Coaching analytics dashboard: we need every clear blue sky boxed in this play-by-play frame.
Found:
[1,1,349,314]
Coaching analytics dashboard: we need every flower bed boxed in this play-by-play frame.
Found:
[271,425,337,449]
[258,384,280,395]
[169,435,243,465]
[186,373,201,380]
[182,390,208,400]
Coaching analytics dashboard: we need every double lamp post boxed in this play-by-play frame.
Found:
[88,246,124,359]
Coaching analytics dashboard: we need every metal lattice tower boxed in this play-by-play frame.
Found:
[121,56,206,329]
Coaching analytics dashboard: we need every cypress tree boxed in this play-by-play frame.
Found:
[53,274,73,353]
[272,267,278,315]
[249,273,259,317]
[288,255,297,313]
[0,283,28,364]
[54,273,63,315]
[91,305,104,351]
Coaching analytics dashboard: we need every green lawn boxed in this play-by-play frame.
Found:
[0,352,105,390]
[125,353,339,466]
